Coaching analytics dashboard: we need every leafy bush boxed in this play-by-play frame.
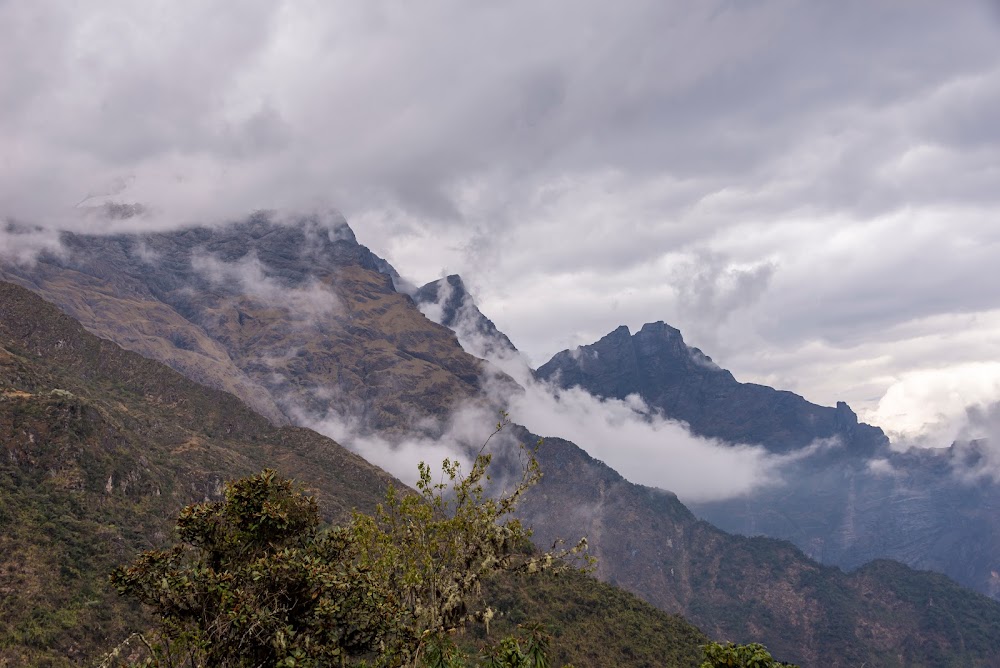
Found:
[107,418,586,667]
[700,642,798,668]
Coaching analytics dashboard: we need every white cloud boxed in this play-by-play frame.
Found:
[0,225,65,266]
[191,250,342,321]
[290,399,488,487]
[416,289,833,504]
[869,362,1000,448]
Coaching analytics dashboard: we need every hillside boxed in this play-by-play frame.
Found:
[518,431,1000,667]
[0,280,708,667]
[5,217,1000,666]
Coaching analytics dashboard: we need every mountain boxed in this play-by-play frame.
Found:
[414,274,519,360]
[1,213,485,433]
[6,215,1000,666]
[0,279,396,666]
[0,279,709,667]
[517,429,1000,667]
[536,321,886,457]
[537,321,1000,602]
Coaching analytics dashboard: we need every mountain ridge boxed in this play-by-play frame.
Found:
[536,320,887,457]
[535,319,1000,603]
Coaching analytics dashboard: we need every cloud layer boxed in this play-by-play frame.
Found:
[4,1,1000,440]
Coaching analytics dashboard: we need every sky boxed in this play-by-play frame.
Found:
[3,0,1000,447]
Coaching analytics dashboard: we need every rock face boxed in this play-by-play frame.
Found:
[413,274,519,360]
[536,321,886,456]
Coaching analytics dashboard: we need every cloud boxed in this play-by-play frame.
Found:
[0,224,65,266]
[506,379,832,503]
[289,397,496,487]
[867,361,1000,448]
[191,250,343,321]
[419,284,833,504]
[951,401,1000,483]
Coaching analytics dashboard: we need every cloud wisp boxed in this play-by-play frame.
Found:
[191,250,343,322]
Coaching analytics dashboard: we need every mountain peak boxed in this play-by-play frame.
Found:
[413,274,518,358]
[538,322,886,455]
[637,320,682,337]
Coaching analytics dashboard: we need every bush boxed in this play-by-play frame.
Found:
[107,417,586,667]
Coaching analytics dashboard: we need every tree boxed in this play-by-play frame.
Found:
[107,416,586,667]
[700,642,799,668]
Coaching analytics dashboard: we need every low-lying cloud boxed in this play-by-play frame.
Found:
[191,250,343,321]
[421,281,834,504]
[289,398,499,488]
[948,401,1000,484]
[0,224,65,266]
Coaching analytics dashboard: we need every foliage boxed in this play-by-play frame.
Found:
[700,642,798,668]
[108,416,587,667]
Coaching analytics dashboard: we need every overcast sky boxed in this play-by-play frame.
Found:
[3,0,1000,446]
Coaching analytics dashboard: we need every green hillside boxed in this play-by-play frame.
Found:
[0,280,707,667]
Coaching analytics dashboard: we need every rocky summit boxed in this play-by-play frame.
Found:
[536,321,886,456]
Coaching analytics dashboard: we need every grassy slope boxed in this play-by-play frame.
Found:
[0,281,708,667]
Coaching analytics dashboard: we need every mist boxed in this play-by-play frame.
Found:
[418,278,826,504]
[191,249,343,320]
[289,399,502,488]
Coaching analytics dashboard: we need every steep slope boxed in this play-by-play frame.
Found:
[536,321,886,456]
[536,322,1000,602]
[0,280,708,668]
[1,213,484,433]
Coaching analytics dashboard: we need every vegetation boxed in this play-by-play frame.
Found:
[107,418,590,667]
[9,278,1000,667]
[699,642,797,668]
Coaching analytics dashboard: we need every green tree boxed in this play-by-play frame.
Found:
[700,642,799,668]
[107,416,586,667]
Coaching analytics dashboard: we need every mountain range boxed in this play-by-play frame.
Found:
[3,213,1000,666]
[534,319,1000,601]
